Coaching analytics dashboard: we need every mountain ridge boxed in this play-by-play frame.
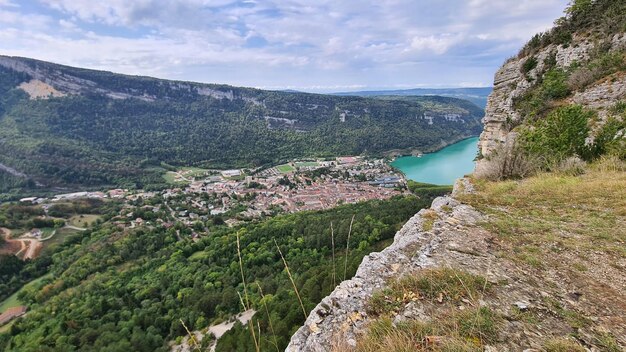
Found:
[0,55,483,199]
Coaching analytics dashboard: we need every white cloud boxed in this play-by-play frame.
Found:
[0,0,570,90]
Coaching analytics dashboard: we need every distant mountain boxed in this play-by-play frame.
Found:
[0,56,483,196]
[334,87,493,108]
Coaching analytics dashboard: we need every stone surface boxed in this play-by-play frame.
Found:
[476,34,626,173]
[286,192,484,351]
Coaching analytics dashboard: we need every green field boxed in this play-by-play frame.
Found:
[163,171,188,185]
[41,227,81,251]
[0,274,52,313]
[295,161,320,167]
[188,251,210,261]
[276,164,295,173]
[68,214,101,228]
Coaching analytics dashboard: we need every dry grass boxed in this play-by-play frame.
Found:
[367,268,489,316]
[334,306,499,352]
[460,157,626,264]
[353,268,497,352]
[543,337,585,352]
[421,210,439,231]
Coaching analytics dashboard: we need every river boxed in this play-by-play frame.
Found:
[391,137,479,185]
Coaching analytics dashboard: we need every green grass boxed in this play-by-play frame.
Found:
[189,251,209,261]
[0,274,52,313]
[41,227,80,251]
[276,164,295,173]
[68,214,101,227]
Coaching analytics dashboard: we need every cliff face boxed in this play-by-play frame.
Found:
[476,33,626,170]
[287,181,487,351]
[288,173,626,351]
[288,3,626,351]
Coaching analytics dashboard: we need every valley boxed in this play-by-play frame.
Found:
[0,56,483,200]
[0,0,624,351]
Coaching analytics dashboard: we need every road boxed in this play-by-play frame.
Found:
[1,228,42,260]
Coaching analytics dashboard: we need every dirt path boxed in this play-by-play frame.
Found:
[1,227,42,260]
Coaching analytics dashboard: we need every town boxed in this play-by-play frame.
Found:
[4,156,407,259]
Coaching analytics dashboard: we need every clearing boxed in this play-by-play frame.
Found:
[68,214,101,228]
[0,274,52,313]
[276,164,295,173]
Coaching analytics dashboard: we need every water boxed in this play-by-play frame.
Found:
[391,137,479,185]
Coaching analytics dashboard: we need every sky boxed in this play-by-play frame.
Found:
[0,0,569,93]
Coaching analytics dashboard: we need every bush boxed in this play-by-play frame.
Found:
[556,156,586,176]
[542,69,570,99]
[521,56,538,75]
[520,105,592,167]
[475,140,539,180]
[591,117,626,160]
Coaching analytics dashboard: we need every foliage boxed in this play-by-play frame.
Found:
[406,181,453,197]
[518,0,626,57]
[521,56,538,75]
[519,105,593,167]
[590,117,626,160]
[0,60,483,198]
[0,194,440,352]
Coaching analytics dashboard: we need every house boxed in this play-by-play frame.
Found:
[108,189,126,198]
[19,197,37,204]
[0,306,27,325]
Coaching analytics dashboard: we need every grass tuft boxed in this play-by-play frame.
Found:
[367,268,489,316]
[544,337,585,352]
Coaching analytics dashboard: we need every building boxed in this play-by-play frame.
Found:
[19,197,37,203]
[221,169,242,178]
[0,306,27,325]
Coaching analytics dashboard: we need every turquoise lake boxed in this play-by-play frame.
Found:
[391,137,479,185]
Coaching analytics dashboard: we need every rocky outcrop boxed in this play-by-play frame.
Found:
[287,182,485,351]
[476,33,626,171]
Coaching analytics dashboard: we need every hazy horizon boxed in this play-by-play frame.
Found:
[0,0,567,93]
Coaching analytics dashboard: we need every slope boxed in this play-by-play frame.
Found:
[0,56,483,197]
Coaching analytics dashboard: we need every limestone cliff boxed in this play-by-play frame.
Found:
[476,0,626,175]
[476,33,626,171]
[287,2,626,351]
[287,181,488,351]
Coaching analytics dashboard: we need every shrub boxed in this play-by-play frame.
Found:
[590,117,626,160]
[556,156,586,176]
[542,69,570,99]
[520,105,593,166]
[521,56,538,75]
[475,140,539,180]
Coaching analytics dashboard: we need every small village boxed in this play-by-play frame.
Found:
[117,156,406,230]
[0,156,406,328]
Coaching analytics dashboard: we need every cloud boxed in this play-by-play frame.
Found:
[0,0,570,91]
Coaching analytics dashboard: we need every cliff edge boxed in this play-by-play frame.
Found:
[288,1,626,350]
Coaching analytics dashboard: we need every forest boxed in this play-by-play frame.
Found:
[0,185,450,352]
[0,56,483,198]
